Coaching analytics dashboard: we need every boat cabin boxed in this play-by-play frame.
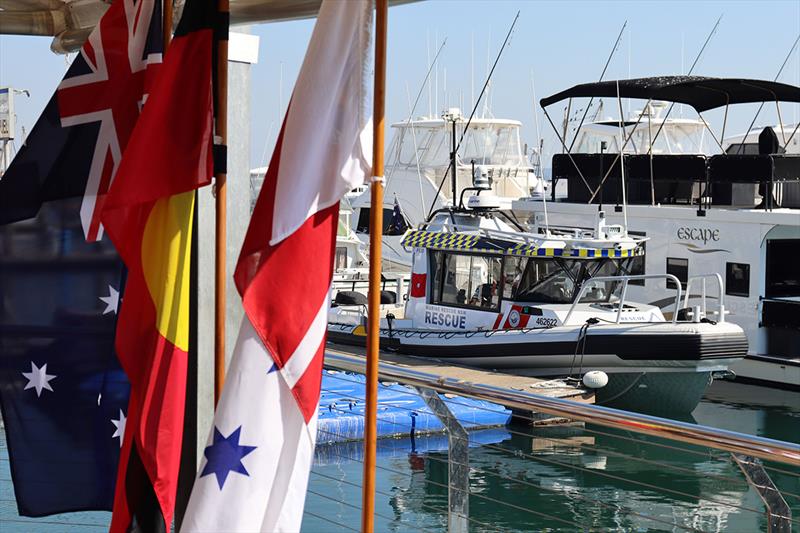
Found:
[401,212,660,331]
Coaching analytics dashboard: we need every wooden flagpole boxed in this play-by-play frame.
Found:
[362,0,387,531]
[214,0,229,404]
[163,0,172,49]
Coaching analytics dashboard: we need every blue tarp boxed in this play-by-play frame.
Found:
[317,370,511,444]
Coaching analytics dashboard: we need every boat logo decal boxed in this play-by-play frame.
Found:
[508,309,521,328]
[675,242,731,254]
[676,227,720,244]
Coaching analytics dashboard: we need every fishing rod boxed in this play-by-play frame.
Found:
[425,10,520,220]
[392,39,448,213]
[386,38,447,186]
[733,34,800,154]
[566,21,628,152]
[646,14,723,154]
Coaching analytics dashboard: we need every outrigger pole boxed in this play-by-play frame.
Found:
[362,0,387,531]
[566,20,627,153]
[425,11,520,220]
[215,0,230,403]
[645,14,722,157]
[734,34,800,154]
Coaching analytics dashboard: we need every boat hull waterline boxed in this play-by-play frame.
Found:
[327,320,748,415]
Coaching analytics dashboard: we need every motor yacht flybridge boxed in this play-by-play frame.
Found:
[329,183,748,415]
[348,110,543,269]
[513,76,800,387]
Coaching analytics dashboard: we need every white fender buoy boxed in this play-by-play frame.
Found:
[582,370,609,389]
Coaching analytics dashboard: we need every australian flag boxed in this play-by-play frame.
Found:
[0,0,162,517]
[0,0,163,243]
[386,197,409,235]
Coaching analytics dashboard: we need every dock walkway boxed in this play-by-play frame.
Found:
[325,343,594,406]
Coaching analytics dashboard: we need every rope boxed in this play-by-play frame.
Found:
[568,317,599,378]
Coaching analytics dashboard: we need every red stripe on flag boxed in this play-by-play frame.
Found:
[235,121,339,421]
[291,338,327,422]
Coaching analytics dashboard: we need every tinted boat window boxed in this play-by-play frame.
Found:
[726,262,750,297]
[666,257,688,290]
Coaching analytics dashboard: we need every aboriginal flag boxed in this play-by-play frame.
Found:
[99,0,217,530]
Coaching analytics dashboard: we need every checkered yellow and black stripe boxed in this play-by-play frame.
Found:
[401,230,644,258]
[401,231,481,250]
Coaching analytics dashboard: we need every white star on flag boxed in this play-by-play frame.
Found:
[111,409,127,448]
[99,285,120,315]
[22,362,57,397]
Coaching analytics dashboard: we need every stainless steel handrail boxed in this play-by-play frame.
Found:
[564,273,683,325]
[684,273,725,322]
[324,350,800,467]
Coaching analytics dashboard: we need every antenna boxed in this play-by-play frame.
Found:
[734,34,800,154]
[426,11,521,219]
[530,68,543,164]
[615,80,629,234]
[471,32,475,111]
[435,29,439,115]
[426,30,432,117]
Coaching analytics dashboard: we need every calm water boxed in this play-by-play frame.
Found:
[1,381,798,532]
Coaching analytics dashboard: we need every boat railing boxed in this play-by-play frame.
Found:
[684,272,726,323]
[564,273,683,325]
[316,350,799,532]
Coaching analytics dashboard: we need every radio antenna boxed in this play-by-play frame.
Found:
[425,10,520,220]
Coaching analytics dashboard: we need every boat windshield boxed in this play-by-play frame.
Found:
[507,256,632,304]
[391,122,526,168]
[575,121,711,155]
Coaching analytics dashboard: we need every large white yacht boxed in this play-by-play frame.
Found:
[514,76,800,388]
[348,110,543,270]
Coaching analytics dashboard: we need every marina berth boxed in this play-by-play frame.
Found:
[329,195,748,415]
[517,75,800,388]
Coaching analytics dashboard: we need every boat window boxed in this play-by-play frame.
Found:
[627,232,646,286]
[513,258,583,304]
[581,259,626,303]
[460,125,525,166]
[420,129,451,167]
[765,240,799,298]
[335,247,348,270]
[725,262,750,297]
[666,257,688,290]
[432,251,502,311]
[502,256,526,300]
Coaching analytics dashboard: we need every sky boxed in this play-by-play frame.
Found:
[1,0,799,170]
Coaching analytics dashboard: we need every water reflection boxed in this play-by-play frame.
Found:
[306,384,800,532]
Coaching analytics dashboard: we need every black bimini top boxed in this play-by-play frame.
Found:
[540,76,800,112]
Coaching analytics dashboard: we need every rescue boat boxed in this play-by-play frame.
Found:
[328,195,747,415]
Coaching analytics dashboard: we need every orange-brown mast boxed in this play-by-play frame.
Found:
[214,0,229,404]
[361,0,387,531]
